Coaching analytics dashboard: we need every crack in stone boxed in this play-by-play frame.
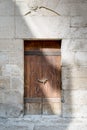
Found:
[24,6,60,16]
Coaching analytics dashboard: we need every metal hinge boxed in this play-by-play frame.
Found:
[61,90,65,103]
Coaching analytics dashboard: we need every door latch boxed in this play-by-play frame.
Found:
[37,78,48,85]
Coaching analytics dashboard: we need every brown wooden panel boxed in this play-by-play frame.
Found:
[30,56,44,98]
[43,102,61,115]
[24,40,61,115]
[25,103,42,115]
[24,55,61,98]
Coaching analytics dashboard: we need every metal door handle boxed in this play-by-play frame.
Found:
[37,78,48,84]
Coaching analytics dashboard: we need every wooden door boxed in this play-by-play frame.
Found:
[24,40,61,115]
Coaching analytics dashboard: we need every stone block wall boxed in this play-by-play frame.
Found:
[0,0,87,120]
[62,39,87,117]
[0,39,24,117]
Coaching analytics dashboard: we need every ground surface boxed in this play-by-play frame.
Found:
[0,116,87,130]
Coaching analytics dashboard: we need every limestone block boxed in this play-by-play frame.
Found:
[0,119,87,130]
[62,67,87,79]
[0,17,14,38]
[75,52,87,66]
[62,77,87,89]
[59,0,87,3]
[64,90,87,105]
[0,126,30,130]
[61,51,75,66]
[55,3,87,16]
[16,0,42,8]
[16,0,87,4]
[34,117,87,130]
[71,16,87,27]
[70,3,87,16]
[16,0,60,15]
[0,66,2,76]
[62,39,87,52]
[15,1,87,16]
[0,91,4,103]
[2,64,23,77]
[0,77,10,90]
[15,1,29,16]
[9,51,24,66]
[15,0,63,16]
[0,104,6,117]
[0,52,9,65]
[55,3,72,16]
[15,1,60,16]
[35,124,87,130]
[15,16,70,39]
[11,77,23,90]
[35,126,65,130]
[63,104,87,117]
[0,0,14,16]
[71,3,87,17]
[0,39,23,51]
[0,123,34,130]
[4,91,23,104]
[0,103,23,118]
[70,28,87,38]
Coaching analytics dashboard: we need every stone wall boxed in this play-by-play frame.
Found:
[0,39,24,117]
[0,0,87,123]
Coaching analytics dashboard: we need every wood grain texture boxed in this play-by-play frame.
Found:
[24,40,61,115]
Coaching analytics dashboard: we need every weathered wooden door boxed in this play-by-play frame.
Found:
[24,40,61,115]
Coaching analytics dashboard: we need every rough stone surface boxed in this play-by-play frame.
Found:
[0,39,24,117]
[61,51,75,66]
[64,90,87,104]
[71,16,87,27]
[0,17,14,38]
[15,16,70,39]
[0,0,14,16]
[69,27,87,38]
[62,77,87,90]
[75,52,87,66]
[0,117,87,130]
[2,64,23,77]
[62,67,87,79]
[0,77,10,90]
[0,39,23,51]
[62,39,87,51]
[0,52,9,65]
[15,0,87,16]
[63,104,87,117]
[0,104,23,118]
[0,0,87,129]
